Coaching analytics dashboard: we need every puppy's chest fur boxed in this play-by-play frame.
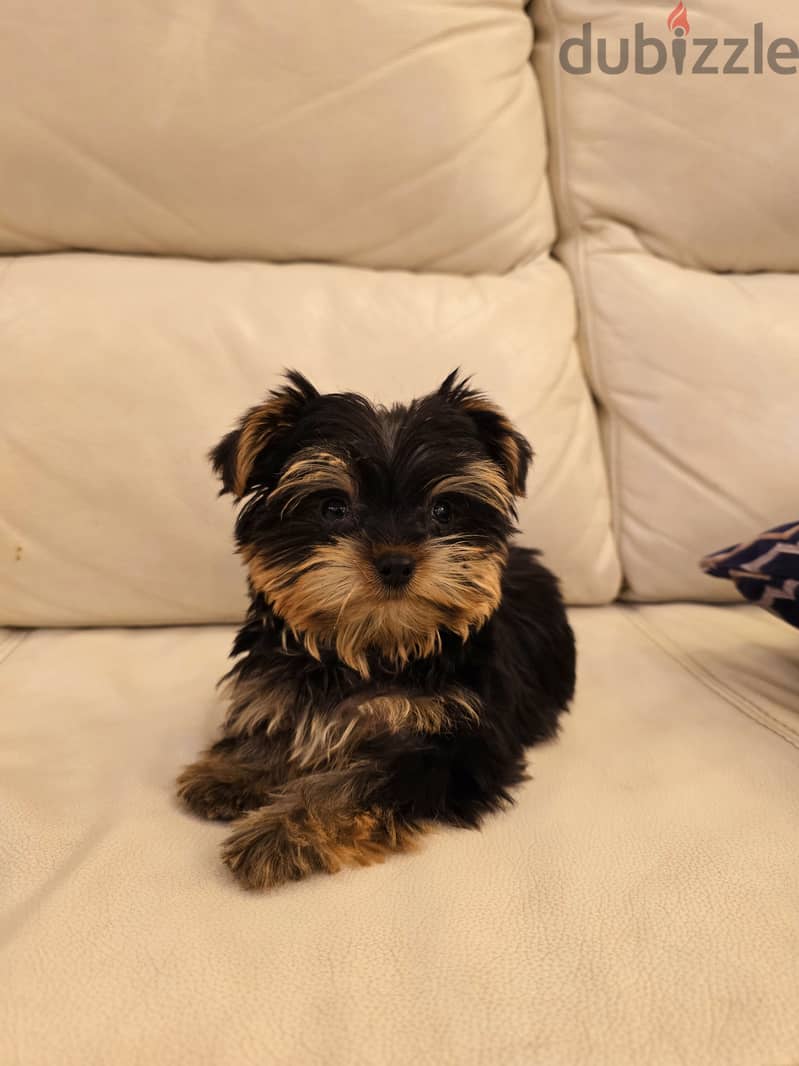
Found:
[223,652,480,772]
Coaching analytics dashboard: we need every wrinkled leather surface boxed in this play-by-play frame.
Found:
[1,607,798,1066]
[533,2,799,600]
[0,0,553,273]
[631,602,799,746]
[0,253,619,625]
[574,226,799,601]
[533,0,799,274]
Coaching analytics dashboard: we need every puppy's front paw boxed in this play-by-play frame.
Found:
[221,808,320,889]
[221,802,420,890]
[176,759,266,821]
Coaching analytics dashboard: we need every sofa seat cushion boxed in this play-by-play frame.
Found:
[2,605,798,1066]
[629,602,799,745]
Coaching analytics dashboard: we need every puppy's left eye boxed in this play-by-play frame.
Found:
[321,496,351,521]
[431,500,452,524]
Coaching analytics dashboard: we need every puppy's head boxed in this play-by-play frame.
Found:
[212,370,532,677]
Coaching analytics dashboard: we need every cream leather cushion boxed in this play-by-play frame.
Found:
[2,606,798,1065]
[534,0,799,273]
[579,226,799,601]
[0,0,553,273]
[0,254,620,626]
[533,1,799,599]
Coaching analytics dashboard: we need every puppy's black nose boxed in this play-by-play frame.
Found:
[375,552,415,588]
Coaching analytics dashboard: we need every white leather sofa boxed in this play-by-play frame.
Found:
[2,2,798,1063]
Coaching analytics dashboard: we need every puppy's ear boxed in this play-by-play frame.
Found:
[438,370,533,497]
[210,370,319,499]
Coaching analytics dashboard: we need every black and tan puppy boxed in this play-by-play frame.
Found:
[177,371,575,889]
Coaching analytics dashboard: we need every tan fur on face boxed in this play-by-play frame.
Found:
[431,459,513,513]
[221,770,426,889]
[233,394,299,498]
[269,450,355,516]
[245,536,506,678]
[458,395,527,496]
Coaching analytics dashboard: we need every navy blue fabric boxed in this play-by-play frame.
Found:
[701,521,799,629]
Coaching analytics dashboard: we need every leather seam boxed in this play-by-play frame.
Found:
[536,0,624,587]
[623,608,799,752]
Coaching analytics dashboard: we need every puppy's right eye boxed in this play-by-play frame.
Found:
[431,500,452,525]
[321,496,350,521]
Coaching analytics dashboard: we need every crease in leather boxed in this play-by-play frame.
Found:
[586,267,763,576]
[0,216,52,247]
[0,631,31,669]
[587,85,772,181]
[419,191,538,274]
[623,607,799,752]
[12,106,201,244]
[334,70,535,266]
[532,7,798,275]
[250,14,518,142]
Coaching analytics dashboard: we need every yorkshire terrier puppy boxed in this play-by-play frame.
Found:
[177,371,575,889]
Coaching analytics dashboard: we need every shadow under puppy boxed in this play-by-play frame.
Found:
[177,371,576,889]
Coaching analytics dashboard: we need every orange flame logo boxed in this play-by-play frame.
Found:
[667,1,690,34]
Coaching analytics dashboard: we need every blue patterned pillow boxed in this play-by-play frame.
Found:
[701,521,799,629]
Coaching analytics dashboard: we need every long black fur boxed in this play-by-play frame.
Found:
[178,371,576,888]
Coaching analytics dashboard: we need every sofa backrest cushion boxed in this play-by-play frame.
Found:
[0,254,620,625]
[0,0,553,275]
[533,0,799,600]
[0,2,623,624]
